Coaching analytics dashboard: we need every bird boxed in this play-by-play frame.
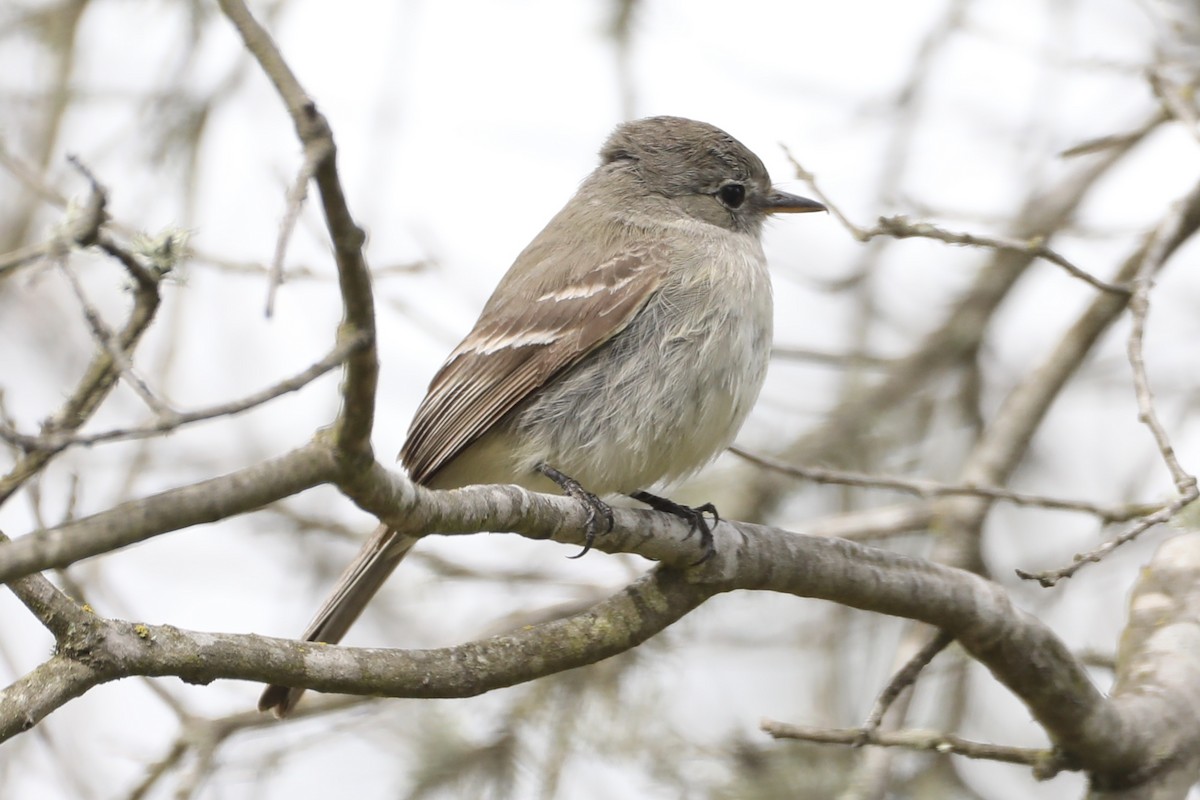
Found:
[259,116,825,716]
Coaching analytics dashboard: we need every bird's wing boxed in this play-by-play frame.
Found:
[400,240,670,484]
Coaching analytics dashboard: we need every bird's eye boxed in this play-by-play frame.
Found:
[717,183,746,209]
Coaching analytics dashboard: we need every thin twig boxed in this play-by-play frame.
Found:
[731,447,1151,523]
[0,226,164,505]
[217,0,377,458]
[65,156,159,289]
[1016,178,1200,585]
[740,112,1163,529]
[862,630,954,734]
[1127,194,1199,493]
[265,138,330,317]
[761,719,1062,774]
[0,531,91,639]
[0,332,368,453]
[57,262,171,417]
[1016,492,1197,587]
[872,215,1129,295]
[784,152,1129,296]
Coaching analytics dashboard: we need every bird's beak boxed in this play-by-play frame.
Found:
[761,190,826,214]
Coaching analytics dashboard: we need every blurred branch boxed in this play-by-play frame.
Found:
[57,261,169,415]
[770,345,892,370]
[872,215,1128,295]
[265,133,328,317]
[124,695,368,800]
[761,720,1055,771]
[1148,66,1200,143]
[787,502,934,542]
[732,446,1154,523]
[607,0,641,120]
[862,629,954,734]
[1015,176,1200,585]
[749,111,1164,523]
[0,0,91,254]
[0,169,165,506]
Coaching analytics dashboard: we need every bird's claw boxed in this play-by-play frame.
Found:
[631,492,719,565]
[536,463,615,558]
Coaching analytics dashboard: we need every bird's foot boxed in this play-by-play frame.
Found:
[631,491,718,565]
[537,463,614,558]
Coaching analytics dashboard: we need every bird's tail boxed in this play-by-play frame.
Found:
[258,523,418,717]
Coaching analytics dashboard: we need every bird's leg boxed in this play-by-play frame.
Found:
[630,491,719,565]
[536,463,615,558]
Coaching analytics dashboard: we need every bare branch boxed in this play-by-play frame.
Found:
[0,655,103,741]
[0,566,712,743]
[57,261,170,416]
[1148,67,1200,144]
[1016,493,1198,587]
[1016,177,1200,584]
[0,513,1128,779]
[0,331,369,452]
[862,629,954,734]
[0,531,91,639]
[0,228,163,506]
[746,113,1163,520]
[0,442,338,584]
[770,345,892,370]
[731,446,1151,523]
[215,0,378,458]
[872,215,1129,295]
[265,135,330,317]
[1127,187,1200,492]
[761,720,1057,771]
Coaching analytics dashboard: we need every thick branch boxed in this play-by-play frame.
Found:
[1093,534,1200,796]
[0,655,103,741]
[0,442,339,583]
[0,532,91,639]
[0,565,710,743]
[2,476,1189,788]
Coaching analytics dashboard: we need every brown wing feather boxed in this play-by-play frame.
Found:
[401,244,667,484]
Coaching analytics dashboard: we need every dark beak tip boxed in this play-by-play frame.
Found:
[766,191,827,215]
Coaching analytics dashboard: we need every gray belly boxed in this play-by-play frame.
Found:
[508,282,772,494]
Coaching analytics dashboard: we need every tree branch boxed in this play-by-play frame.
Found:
[0,168,165,505]
[215,0,378,460]
[748,111,1163,517]
[761,720,1056,770]
[0,441,339,583]
[0,331,369,452]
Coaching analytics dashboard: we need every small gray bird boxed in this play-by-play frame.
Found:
[259,116,825,715]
